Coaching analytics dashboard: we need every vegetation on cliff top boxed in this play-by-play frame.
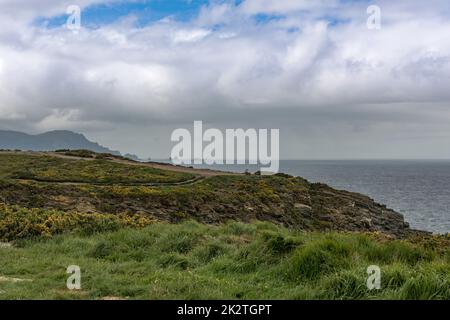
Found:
[0,151,415,237]
[0,153,194,184]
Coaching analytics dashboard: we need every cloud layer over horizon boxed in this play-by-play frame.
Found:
[1,0,450,159]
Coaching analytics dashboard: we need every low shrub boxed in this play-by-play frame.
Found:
[0,203,154,241]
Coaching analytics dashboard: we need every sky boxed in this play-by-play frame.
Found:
[1,0,450,159]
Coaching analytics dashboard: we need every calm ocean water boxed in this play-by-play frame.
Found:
[185,160,450,234]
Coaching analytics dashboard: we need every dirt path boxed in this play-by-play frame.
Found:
[0,276,32,283]
[3,150,240,188]
[15,175,207,187]
[45,152,238,177]
[0,150,239,177]
[110,158,236,177]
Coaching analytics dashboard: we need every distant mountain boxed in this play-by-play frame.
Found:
[0,130,121,155]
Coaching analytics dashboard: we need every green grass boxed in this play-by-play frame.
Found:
[0,221,448,300]
[0,153,195,184]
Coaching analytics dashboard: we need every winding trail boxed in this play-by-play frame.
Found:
[8,151,240,188]
[46,151,237,177]
[15,175,207,187]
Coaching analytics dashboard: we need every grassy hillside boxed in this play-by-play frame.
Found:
[0,221,449,300]
[0,151,417,237]
[0,153,195,184]
[0,151,448,300]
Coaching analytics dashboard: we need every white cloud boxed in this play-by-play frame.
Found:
[239,0,338,15]
[0,0,450,158]
[172,28,211,44]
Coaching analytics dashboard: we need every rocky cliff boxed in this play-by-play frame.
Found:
[0,152,424,238]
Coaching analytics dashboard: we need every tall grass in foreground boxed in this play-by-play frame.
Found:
[0,221,448,300]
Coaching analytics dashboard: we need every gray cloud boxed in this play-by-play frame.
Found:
[0,0,450,158]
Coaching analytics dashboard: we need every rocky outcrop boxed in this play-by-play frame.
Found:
[0,170,424,238]
[305,182,421,237]
[0,152,426,238]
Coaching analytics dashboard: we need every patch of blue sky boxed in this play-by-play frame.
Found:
[35,0,213,29]
[252,13,285,24]
[321,16,352,27]
[33,0,354,30]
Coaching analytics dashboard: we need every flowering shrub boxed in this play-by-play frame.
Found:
[0,203,154,241]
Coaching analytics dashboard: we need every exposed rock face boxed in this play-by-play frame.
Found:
[305,183,419,237]
[0,171,423,238]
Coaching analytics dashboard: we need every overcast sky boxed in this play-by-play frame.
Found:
[1,0,450,159]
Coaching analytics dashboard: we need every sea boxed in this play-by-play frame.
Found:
[180,160,450,234]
